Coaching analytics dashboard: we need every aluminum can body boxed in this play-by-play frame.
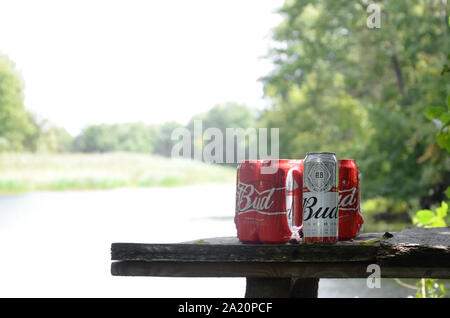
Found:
[338,159,363,240]
[302,152,339,243]
[235,160,261,243]
[235,159,302,243]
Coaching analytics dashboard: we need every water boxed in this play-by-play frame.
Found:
[0,185,436,297]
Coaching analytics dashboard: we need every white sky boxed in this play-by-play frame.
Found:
[0,0,284,135]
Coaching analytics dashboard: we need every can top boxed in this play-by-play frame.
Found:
[339,159,355,162]
[306,152,336,156]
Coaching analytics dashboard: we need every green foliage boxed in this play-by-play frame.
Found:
[187,103,256,133]
[29,119,74,153]
[153,121,183,157]
[74,124,117,152]
[71,103,257,158]
[74,122,159,153]
[50,127,74,153]
[415,279,448,298]
[46,102,257,159]
[413,186,450,228]
[424,84,450,153]
[412,201,448,227]
[0,54,37,151]
[262,0,449,202]
[187,102,257,163]
[445,186,450,199]
[361,197,411,232]
[262,73,370,160]
[362,197,410,215]
[412,186,448,298]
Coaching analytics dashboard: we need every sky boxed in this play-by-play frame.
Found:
[0,0,284,135]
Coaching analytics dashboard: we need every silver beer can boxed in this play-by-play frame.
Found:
[302,152,339,242]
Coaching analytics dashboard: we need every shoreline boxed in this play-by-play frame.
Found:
[0,152,236,193]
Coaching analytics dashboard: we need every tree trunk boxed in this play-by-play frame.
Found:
[391,54,405,97]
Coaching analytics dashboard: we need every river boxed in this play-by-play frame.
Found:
[0,184,433,297]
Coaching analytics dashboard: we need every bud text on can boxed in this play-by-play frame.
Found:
[302,152,339,243]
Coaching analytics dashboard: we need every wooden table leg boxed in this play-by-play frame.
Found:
[290,278,319,298]
[245,277,319,298]
[245,278,292,298]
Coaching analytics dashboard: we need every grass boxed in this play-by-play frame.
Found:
[0,152,236,193]
[0,152,417,231]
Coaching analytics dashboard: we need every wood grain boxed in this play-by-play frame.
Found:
[111,233,381,263]
[111,260,450,278]
[111,227,450,278]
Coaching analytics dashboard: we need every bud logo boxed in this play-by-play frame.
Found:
[338,187,358,210]
[236,182,286,215]
[303,196,338,221]
[302,191,339,238]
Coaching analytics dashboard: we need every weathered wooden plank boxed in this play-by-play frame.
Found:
[111,260,450,279]
[111,261,371,278]
[111,228,450,279]
[111,243,378,262]
[381,227,450,246]
[181,233,381,245]
[111,233,382,263]
[377,227,450,266]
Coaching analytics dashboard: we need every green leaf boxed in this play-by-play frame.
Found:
[428,217,447,228]
[436,201,448,218]
[415,210,435,225]
[436,131,450,153]
[445,187,450,199]
[440,113,450,127]
[446,95,450,109]
[424,106,445,120]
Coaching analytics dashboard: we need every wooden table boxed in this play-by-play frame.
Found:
[111,227,450,297]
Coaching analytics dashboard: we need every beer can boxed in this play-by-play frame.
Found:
[302,152,339,243]
[258,159,302,243]
[235,159,302,244]
[338,159,364,240]
[235,160,261,243]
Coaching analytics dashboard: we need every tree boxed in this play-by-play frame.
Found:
[154,121,183,157]
[186,102,257,164]
[73,124,117,152]
[0,54,37,151]
[262,0,449,202]
[73,122,159,153]
[113,123,158,153]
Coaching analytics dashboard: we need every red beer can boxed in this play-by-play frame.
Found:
[338,159,364,240]
[235,159,302,244]
[235,160,261,243]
